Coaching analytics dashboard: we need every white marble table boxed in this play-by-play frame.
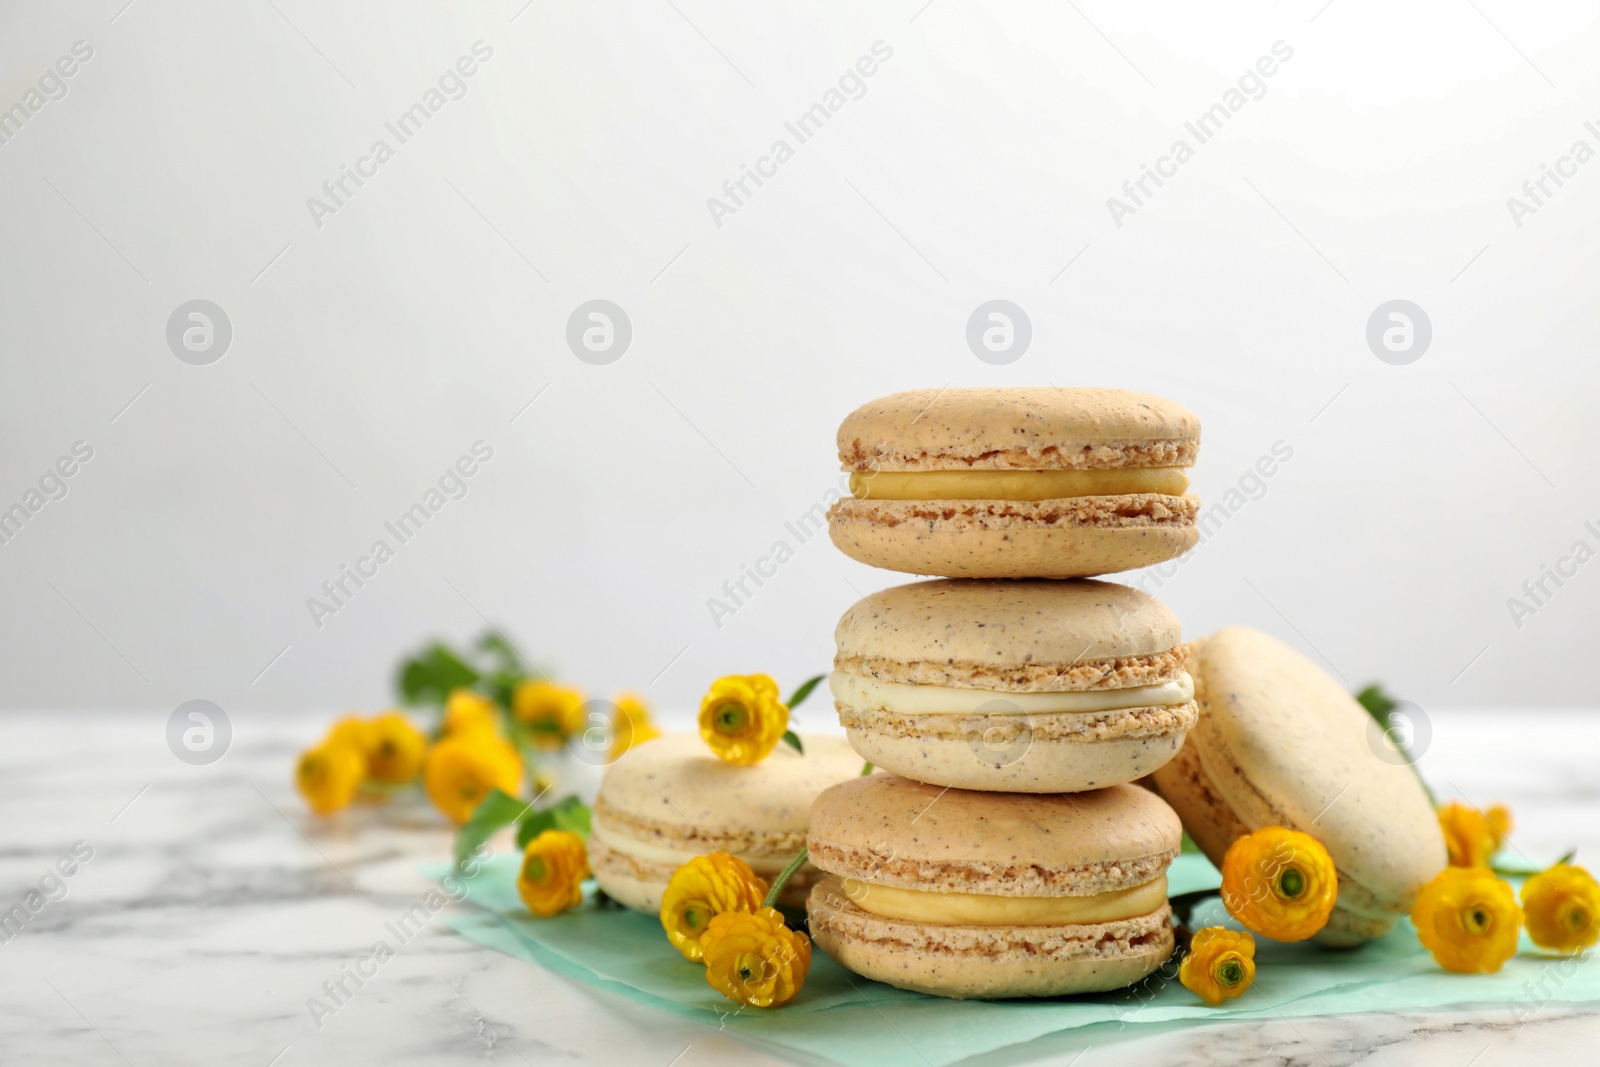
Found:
[3,708,1598,1066]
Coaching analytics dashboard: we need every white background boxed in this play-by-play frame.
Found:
[2,0,1597,722]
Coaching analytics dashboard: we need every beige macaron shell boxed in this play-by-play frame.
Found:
[1151,628,1446,942]
[589,733,863,913]
[826,506,1199,580]
[837,387,1200,472]
[808,879,1175,998]
[834,578,1185,691]
[807,776,1182,896]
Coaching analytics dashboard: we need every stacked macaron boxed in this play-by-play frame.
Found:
[808,388,1204,998]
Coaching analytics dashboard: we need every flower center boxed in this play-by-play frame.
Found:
[524,858,547,883]
[714,704,749,735]
[734,951,764,987]
[682,906,704,932]
[1564,905,1589,933]
[1462,905,1494,936]
[1276,867,1305,900]
[1216,957,1245,988]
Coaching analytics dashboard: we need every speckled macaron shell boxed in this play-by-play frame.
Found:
[836,387,1199,472]
[807,776,1182,895]
[808,882,1175,999]
[829,387,1201,578]
[588,733,864,914]
[1149,628,1448,947]
[833,579,1197,791]
[835,578,1186,689]
[805,777,1182,998]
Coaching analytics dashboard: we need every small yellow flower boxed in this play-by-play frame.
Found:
[1438,802,1500,868]
[518,829,590,917]
[1486,805,1514,852]
[295,742,365,815]
[698,674,787,766]
[1521,863,1600,954]
[365,711,427,784]
[422,733,524,825]
[325,715,371,752]
[660,852,769,962]
[442,688,500,738]
[1220,826,1338,941]
[513,680,587,750]
[1412,866,1522,973]
[702,906,811,1008]
[609,692,661,760]
[1179,927,1257,1005]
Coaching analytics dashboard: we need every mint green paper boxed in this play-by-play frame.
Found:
[428,856,1600,1067]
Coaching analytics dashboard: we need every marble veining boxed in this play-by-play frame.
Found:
[1,708,1597,1066]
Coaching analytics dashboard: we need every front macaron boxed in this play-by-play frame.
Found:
[1149,628,1448,946]
[828,387,1201,579]
[832,578,1198,792]
[807,776,1181,999]
[588,733,864,912]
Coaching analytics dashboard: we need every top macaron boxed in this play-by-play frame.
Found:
[828,387,1201,579]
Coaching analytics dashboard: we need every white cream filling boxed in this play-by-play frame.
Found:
[590,816,791,875]
[828,670,1193,715]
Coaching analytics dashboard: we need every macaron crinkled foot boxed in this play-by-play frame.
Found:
[1148,627,1448,947]
[586,733,864,913]
[827,387,1201,579]
[805,776,1182,999]
[830,578,1197,792]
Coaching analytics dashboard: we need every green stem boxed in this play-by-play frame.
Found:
[1167,886,1222,927]
[763,846,809,910]
[860,761,874,776]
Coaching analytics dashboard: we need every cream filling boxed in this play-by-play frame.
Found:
[850,468,1189,501]
[840,875,1169,926]
[829,671,1193,715]
[590,817,791,876]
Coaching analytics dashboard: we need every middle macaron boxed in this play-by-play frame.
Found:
[831,578,1197,792]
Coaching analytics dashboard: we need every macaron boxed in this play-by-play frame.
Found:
[830,578,1197,792]
[588,733,865,913]
[1148,627,1447,946]
[828,387,1200,579]
[807,775,1181,999]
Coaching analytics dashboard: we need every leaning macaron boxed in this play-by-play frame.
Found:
[828,387,1200,578]
[831,578,1197,792]
[588,733,864,913]
[807,776,1180,999]
[1148,627,1447,946]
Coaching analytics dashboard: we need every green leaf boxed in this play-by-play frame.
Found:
[516,795,592,848]
[477,630,528,675]
[785,674,826,710]
[860,761,874,776]
[453,788,530,869]
[1354,684,1397,722]
[397,642,481,706]
[781,730,804,755]
[1179,832,1202,854]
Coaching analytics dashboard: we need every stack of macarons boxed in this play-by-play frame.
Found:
[807,388,1205,998]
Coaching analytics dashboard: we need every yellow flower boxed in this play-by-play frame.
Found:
[609,692,661,760]
[702,906,811,1008]
[1486,805,1514,852]
[1438,802,1500,868]
[1220,826,1338,941]
[1179,927,1257,1006]
[518,830,590,917]
[513,680,587,750]
[325,715,371,752]
[365,711,427,784]
[1412,866,1522,973]
[660,852,769,962]
[442,688,500,738]
[422,733,523,825]
[1521,863,1600,954]
[698,674,787,766]
[295,742,365,815]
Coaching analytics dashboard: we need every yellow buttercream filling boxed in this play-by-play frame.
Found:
[850,468,1189,501]
[840,875,1169,926]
